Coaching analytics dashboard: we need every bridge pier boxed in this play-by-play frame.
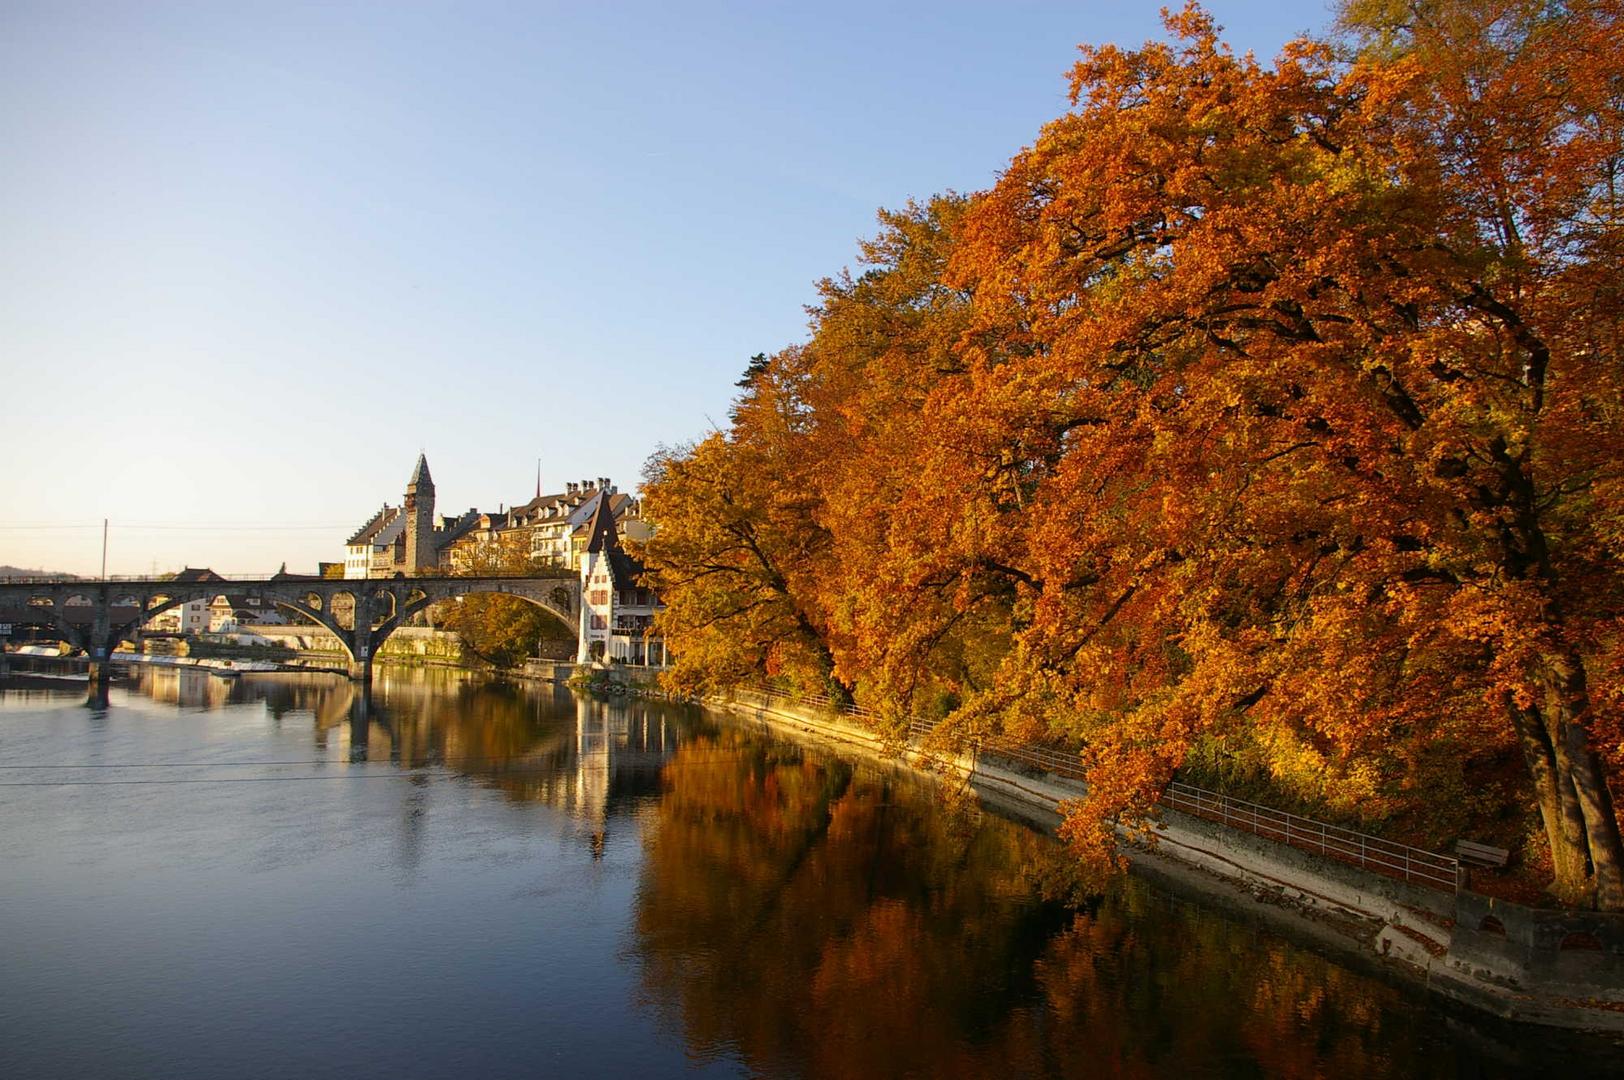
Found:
[85,660,111,709]
[348,685,372,760]
[0,573,580,693]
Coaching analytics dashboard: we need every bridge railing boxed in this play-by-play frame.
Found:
[738,682,1459,892]
[0,574,314,585]
[0,570,576,586]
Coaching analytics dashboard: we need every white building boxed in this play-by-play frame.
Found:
[344,505,401,579]
[576,497,664,666]
[206,594,288,633]
[143,568,224,635]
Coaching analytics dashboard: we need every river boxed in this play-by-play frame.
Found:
[0,668,1616,1078]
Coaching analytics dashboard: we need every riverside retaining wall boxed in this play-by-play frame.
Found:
[706,686,1624,1032]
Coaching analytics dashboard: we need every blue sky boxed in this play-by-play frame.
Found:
[1,1,1332,575]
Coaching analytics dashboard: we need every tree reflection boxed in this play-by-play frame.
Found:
[633,733,1512,1079]
[103,670,1595,1075]
[632,731,1078,1076]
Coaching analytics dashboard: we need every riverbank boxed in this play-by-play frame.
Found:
[15,668,1604,1076]
[43,641,1622,1031]
[673,684,1624,1034]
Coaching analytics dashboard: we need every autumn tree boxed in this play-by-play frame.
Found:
[434,530,565,669]
[643,1,1624,908]
[639,420,845,699]
[641,198,1009,716]
[795,197,1023,726]
[938,1,1624,907]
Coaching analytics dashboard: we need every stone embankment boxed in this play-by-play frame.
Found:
[249,625,467,667]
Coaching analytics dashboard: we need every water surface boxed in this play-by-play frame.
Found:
[0,668,1614,1077]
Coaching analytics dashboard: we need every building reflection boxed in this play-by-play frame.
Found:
[129,666,238,710]
[125,669,683,853]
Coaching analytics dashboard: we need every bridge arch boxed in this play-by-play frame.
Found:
[369,586,576,659]
[270,598,360,663]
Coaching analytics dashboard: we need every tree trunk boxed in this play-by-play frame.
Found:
[1508,656,1624,911]
[1507,696,1592,904]
[1541,652,1624,911]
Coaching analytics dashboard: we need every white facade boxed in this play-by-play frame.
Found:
[579,553,612,662]
[343,542,373,580]
[576,537,665,666]
[174,598,210,635]
[207,595,287,633]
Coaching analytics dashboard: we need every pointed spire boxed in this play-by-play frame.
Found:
[584,490,618,555]
[408,452,433,490]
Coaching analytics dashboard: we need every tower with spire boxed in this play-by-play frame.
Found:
[404,452,437,572]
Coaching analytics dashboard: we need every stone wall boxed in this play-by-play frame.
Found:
[250,623,465,664]
[1448,889,1624,1002]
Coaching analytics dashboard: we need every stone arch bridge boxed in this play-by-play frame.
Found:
[0,573,580,691]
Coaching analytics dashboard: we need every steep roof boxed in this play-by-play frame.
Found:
[373,513,407,548]
[608,546,646,588]
[408,453,433,490]
[172,567,225,583]
[435,508,486,548]
[346,505,399,546]
[510,489,590,523]
[583,492,619,555]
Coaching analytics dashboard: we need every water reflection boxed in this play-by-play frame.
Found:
[629,731,1622,1078]
[127,666,680,844]
[10,667,1612,1079]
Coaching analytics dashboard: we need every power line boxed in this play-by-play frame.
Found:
[0,522,351,531]
[0,754,610,770]
[0,750,745,771]
[112,524,353,532]
[0,759,410,769]
[0,752,762,789]
[0,773,421,787]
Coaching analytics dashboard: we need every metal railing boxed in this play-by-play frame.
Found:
[1160,782,1458,889]
[739,682,1460,892]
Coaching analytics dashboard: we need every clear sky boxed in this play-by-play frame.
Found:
[1,1,1332,576]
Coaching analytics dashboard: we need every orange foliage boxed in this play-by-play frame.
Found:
[643,2,1624,908]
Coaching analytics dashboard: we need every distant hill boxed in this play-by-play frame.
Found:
[0,566,78,580]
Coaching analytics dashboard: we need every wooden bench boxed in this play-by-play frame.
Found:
[1455,840,1510,868]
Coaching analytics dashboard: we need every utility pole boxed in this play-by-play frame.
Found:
[101,519,108,581]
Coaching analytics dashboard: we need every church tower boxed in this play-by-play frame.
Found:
[404,452,436,572]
